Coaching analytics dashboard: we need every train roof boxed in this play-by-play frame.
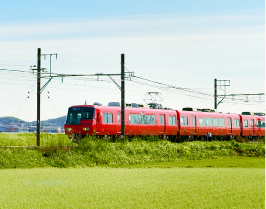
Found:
[69,104,176,112]
[178,110,240,117]
[68,104,264,118]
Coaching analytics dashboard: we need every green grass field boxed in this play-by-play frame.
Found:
[0,134,264,208]
[0,165,264,209]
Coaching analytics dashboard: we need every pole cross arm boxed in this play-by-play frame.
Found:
[216,93,265,107]
[218,93,265,97]
[40,77,53,93]
[217,95,227,106]
[108,75,121,90]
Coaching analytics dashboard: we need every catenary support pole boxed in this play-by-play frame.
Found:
[121,54,125,138]
[37,48,41,146]
[214,78,217,109]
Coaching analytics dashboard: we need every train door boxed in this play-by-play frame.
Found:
[159,114,166,134]
[191,116,196,134]
[96,111,101,134]
[250,119,255,135]
[227,118,232,134]
[117,112,121,134]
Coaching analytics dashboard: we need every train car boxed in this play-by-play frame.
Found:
[240,113,265,139]
[64,104,178,139]
[64,104,265,141]
[177,109,241,140]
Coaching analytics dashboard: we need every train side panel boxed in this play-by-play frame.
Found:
[124,108,178,136]
[240,115,265,137]
[177,111,241,137]
[64,105,179,137]
[64,105,264,140]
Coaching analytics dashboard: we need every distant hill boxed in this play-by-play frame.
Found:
[0,116,26,125]
[0,116,67,127]
[39,116,67,127]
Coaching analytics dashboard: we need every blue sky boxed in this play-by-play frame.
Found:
[0,0,264,121]
[1,0,263,22]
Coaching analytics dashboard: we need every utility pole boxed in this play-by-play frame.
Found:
[37,48,41,146]
[121,54,125,138]
[214,78,217,109]
[214,78,264,108]
[214,78,230,109]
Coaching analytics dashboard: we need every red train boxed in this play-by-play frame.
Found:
[64,104,265,141]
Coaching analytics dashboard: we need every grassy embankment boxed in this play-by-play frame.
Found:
[0,133,75,146]
[0,133,264,169]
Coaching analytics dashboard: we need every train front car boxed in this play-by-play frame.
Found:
[64,105,96,140]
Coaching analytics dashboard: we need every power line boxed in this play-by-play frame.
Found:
[0,68,31,73]
[133,75,213,97]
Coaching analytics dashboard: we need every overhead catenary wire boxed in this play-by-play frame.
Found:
[0,65,264,114]
[45,89,62,118]
[43,73,265,106]
[2,66,264,104]
[130,79,208,100]
[15,81,37,118]
[132,75,213,97]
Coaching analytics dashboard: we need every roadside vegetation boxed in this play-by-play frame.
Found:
[0,134,264,169]
[0,133,74,146]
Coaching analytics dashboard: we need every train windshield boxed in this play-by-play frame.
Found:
[66,107,95,124]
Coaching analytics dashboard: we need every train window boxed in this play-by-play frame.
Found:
[234,119,240,127]
[169,116,176,125]
[218,119,225,127]
[129,114,155,124]
[82,107,95,120]
[227,118,232,127]
[117,113,120,123]
[243,120,248,128]
[67,113,82,124]
[159,115,165,125]
[129,114,137,124]
[181,117,188,125]
[129,114,141,124]
[103,113,113,124]
[191,116,196,126]
[257,120,265,128]
[206,118,212,126]
[66,107,82,124]
[199,117,224,127]
[174,116,176,125]
[199,118,205,126]
[144,115,156,124]
[173,116,176,125]
[213,118,219,126]
[66,107,95,124]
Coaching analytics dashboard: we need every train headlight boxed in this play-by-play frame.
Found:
[82,127,90,131]
[66,128,72,131]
